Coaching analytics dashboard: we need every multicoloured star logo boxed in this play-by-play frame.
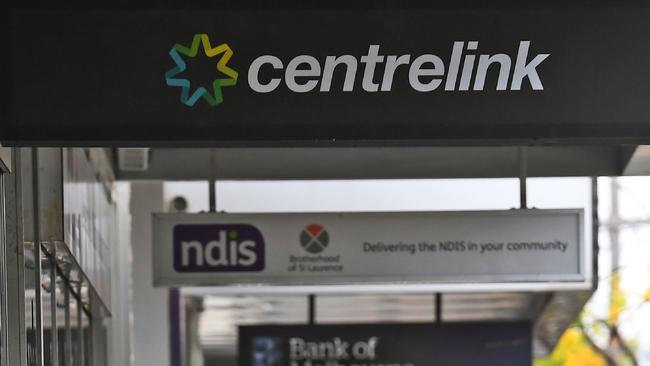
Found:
[165,34,238,107]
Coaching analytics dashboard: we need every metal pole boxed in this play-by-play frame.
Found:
[609,178,620,303]
[33,148,49,366]
[0,162,8,366]
[308,294,316,325]
[591,177,600,290]
[518,147,528,209]
[169,288,183,366]
[435,293,442,323]
[208,149,217,213]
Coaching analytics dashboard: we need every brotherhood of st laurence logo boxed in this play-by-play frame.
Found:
[164,34,238,107]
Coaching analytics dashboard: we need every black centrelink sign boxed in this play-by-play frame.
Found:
[3,2,650,145]
[238,322,532,366]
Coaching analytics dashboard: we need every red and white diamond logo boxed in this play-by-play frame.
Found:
[299,224,330,254]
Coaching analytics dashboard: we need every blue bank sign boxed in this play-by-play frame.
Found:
[239,322,533,366]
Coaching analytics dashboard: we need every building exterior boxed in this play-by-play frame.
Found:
[3,1,650,365]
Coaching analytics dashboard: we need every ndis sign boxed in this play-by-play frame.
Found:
[152,210,589,291]
[173,224,265,272]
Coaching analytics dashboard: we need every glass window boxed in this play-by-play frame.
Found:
[69,291,81,366]
[81,309,92,366]
[0,175,6,366]
[92,308,108,366]
[55,270,67,366]
[40,252,53,366]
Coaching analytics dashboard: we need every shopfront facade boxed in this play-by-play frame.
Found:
[4,1,650,365]
[0,149,116,366]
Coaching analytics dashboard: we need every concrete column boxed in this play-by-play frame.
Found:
[110,182,134,366]
[130,182,168,366]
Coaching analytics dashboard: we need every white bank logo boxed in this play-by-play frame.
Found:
[247,41,549,93]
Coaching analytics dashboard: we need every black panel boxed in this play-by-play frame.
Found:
[2,2,650,145]
[238,322,532,366]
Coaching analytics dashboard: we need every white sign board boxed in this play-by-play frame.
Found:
[152,209,590,292]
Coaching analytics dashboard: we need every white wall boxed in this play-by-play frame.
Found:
[165,179,522,213]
